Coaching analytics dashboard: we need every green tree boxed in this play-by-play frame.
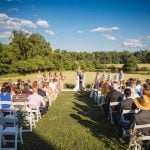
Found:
[123,55,139,72]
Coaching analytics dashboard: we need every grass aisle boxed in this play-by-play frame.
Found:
[20,91,127,150]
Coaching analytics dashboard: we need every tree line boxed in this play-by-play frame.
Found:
[0,30,150,74]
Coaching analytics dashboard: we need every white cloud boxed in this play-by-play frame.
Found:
[102,34,116,41]
[20,29,31,34]
[90,26,120,32]
[5,0,13,1]
[0,32,13,40]
[77,30,83,34]
[123,39,143,47]
[36,20,49,28]
[45,30,55,35]
[145,35,150,40]
[0,13,9,20]
[5,0,20,2]
[20,19,36,28]
[8,8,19,11]
[0,13,36,30]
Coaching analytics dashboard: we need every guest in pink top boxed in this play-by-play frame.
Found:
[27,88,47,115]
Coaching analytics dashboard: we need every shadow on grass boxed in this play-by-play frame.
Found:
[70,91,127,149]
[17,131,57,150]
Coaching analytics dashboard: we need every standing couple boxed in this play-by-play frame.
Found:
[73,70,86,91]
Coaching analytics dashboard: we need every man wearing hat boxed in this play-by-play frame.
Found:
[129,93,150,136]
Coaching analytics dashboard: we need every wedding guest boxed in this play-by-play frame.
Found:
[27,87,47,115]
[43,73,48,82]
[119,70,124,85]
[103,81,122,117]
[118,88,136,120]
[129,92,150,136]
[48,72,53,82]
[22,83,32,97]
[113,72,119,82]
[59,72,65,91]
[36,71,44,85]
[107,72,112,84]
[12,87,28,102]
[101,71,106,82]
[0,83,12,109]
[135,80,143,97]
[95,71,100,82]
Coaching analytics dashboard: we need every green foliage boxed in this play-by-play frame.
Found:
[0,31,150,75]
[16,109,28,127]
[64,83,75,89]
[123,55,139,72]
[140,67,149,71]
[109,65,119,73]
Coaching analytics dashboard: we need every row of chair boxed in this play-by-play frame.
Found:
[0,101,42,150]
[90,90,150,149]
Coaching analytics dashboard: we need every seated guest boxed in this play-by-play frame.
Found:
[32,81,46,97]
[42,82,53,106]
[12,87,28,102]
[117,88,137,135]
[135,80,143,97]
[129,92,150,136]
[0,84,12,109]
[27,88,47,115]
[103,81,122,117]
[118,88,136,116]
[22,83,32,97]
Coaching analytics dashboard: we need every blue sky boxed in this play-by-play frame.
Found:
[0,0,150,51]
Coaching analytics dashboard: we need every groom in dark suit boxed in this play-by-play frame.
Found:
[79,72,83,90]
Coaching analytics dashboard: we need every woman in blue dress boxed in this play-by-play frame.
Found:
[0,84,12,109]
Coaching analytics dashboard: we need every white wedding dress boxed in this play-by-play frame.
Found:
[73,75,80,91]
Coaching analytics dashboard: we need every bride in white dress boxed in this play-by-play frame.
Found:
[73,72,80,91]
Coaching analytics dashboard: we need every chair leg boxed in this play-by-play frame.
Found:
[19,127,23,144]
[15,132,18,150]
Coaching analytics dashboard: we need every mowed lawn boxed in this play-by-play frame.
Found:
[19,91,127,150]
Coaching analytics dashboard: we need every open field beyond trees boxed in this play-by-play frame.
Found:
[106,63,150,68]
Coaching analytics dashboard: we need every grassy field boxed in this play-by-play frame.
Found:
[0,71,149,86]
[106,63,150,68]
[18,91,127,150]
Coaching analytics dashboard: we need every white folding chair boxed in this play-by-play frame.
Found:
[11,103,36,132]
[129,123,150,150]
[119,109,138,137]
[108,101,120,124]
[22,107,36,132]
[0,112,23,150]
[31,106,41,122]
